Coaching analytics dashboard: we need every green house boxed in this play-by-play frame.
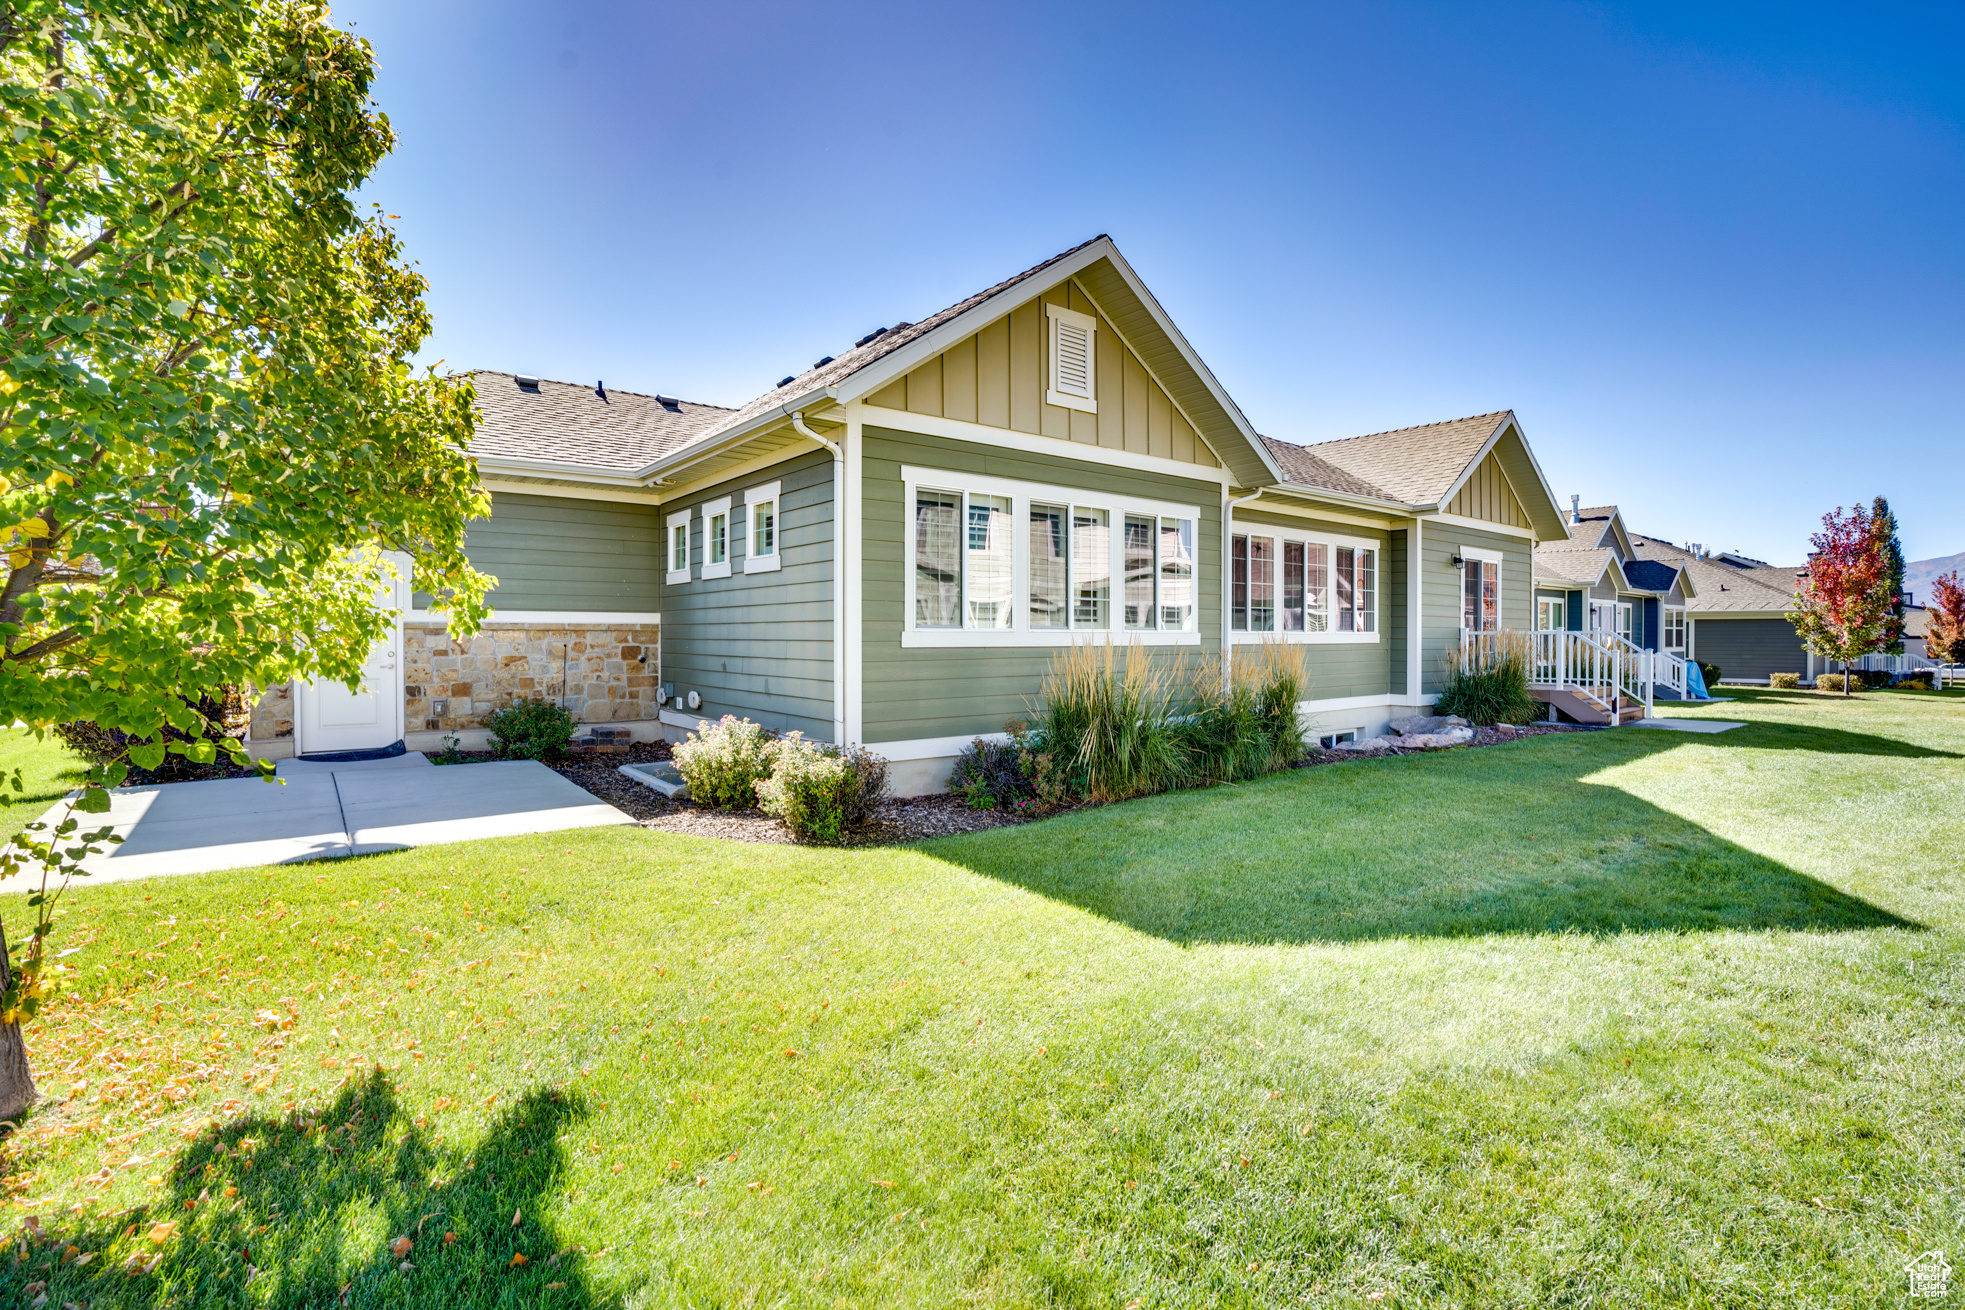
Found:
[256,237,1574,788]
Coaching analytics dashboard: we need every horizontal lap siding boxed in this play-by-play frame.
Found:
[1229,507,1393,700]
[440,493,662,610]
[1421,523,1531,694]
[1690,617,1806,682]
[861,426,1221,744]
[661,451,834,737]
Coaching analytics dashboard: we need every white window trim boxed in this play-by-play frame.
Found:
[700,495,733,580]
[1460,545,1504,634]
[742,480,782,574]
[665,510,692,586]
[1045,302,1098,414]
[1536,596,1567,631]
[1226,519,1382,644]
[1663,604,1688,652]
[900,465,1201,648]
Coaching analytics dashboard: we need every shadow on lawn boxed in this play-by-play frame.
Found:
[1,1069,617,1309]
[935,721,1921,946]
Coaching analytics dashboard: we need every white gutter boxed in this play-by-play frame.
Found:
[793,411,848,743]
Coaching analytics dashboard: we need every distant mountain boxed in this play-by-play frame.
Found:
[1905,552,1965,606]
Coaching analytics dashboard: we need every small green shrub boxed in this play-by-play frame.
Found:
[1895,673,1935,690]
[950,735,1027,810]
[1814,673,1860,693]
[1698,662,1723,688]
[483,699,577,762]
[1860,669,1894,689]
[1768,672,1801,690]
[756,736,889,843]
[1435,632,1539,726]
[671,715,778,809]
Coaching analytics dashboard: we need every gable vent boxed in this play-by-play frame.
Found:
[1045,303,1097,413]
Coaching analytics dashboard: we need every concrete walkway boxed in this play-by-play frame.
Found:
[29,753,633,884]
[1630,717,1747,734]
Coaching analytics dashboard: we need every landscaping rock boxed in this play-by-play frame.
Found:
[1396,726,1476,749]
[1330,737,1393,754]
[1387,714,1471,736]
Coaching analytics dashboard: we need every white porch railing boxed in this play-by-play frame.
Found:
[1454,628,1650,722]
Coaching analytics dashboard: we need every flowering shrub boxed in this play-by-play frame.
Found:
[672,715,778,809]
[755,735,889,844]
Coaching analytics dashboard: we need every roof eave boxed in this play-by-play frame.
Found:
[631,388,843,482]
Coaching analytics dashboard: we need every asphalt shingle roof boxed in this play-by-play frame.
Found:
[1277,412,1512,505]
[1257,436,1393,499]
[465,372,731,473]
[1534,547,1619,588]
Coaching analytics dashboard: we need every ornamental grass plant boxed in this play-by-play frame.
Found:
[1434,631,1540,726]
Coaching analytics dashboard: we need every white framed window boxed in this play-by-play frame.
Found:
[1319,729,1359,749]
[665,510,692,586]
[1537,596,1566,631]
[1461,549,1502,632]
[701,495,732,580]
[1663,605,1687,653]
[1045,303,1097,413]
[902,465,1200,647]
[1231,524,1376,641]
[742,480,781,575]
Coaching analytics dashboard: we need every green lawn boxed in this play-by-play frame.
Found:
[1,688,1962,1307]
[0,725,88,838]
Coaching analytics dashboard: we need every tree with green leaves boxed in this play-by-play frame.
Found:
[1870,495,1906,654]
[0,2,491,1119]
[1788,504,1892,696]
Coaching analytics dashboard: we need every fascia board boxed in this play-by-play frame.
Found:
[475,454,656,487]
[1262,483,1416,516]
[632,393,842,482]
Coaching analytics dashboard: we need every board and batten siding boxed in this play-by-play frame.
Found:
[865,282,1221,469]
[425,491,663,611]
[1229,506,1393,701]
[860,424,1221,746]
[1420,522,1532,695]
[1444,452,1528,529]
[659,450,834,737]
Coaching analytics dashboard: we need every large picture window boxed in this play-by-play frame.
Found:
[1232,527,1374,639]
[903,467,1201,647]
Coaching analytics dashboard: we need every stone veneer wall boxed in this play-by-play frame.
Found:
[247,622,661,746]
[406,622,660,732]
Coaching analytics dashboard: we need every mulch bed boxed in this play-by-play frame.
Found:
[474,719,1602,847]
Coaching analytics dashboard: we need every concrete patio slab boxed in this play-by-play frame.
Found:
[1630,718,1748,734]
[338,761,633,853]
[275,751,430,778]
[21,758,633,884]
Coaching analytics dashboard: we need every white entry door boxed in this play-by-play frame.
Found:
[295,553,409,756]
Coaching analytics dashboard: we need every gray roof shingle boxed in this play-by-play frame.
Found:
[1278,411,1513,505]
[465,372,731,473]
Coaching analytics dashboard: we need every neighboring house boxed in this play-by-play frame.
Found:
[1532,500,1697,672]
[1623,537,1816,683]
[249,235,1570,791]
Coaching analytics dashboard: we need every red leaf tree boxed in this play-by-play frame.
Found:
[1787,504,1894,695]
[1927,571,1965,666]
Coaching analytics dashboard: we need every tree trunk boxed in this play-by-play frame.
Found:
[0,925,37,1123]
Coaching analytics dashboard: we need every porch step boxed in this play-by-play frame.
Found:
[1531,687,1615,726]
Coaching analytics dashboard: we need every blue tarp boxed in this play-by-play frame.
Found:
[1686,661,1710,699]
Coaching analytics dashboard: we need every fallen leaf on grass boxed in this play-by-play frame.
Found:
[444,1232,457,1246]
[509,1253,528,1268]
[391,1236,412,1259]
[511,1208,522,1227]
[146,1222,176,1243]
[871,1179,895,1189]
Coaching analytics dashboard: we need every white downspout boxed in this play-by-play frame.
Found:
[792,412,847,743]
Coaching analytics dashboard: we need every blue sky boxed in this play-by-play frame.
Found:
[332,0,1964,566]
